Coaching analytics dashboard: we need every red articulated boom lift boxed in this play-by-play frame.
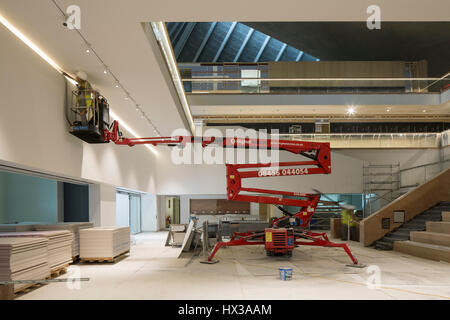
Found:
[103,121,363,267]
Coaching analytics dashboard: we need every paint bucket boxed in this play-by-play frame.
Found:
[279,267,293,281]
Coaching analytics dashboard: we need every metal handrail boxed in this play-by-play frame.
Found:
[399,158,450,173]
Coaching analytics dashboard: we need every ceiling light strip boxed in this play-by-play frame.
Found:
[150,22,196,134]
[0,12,63,73]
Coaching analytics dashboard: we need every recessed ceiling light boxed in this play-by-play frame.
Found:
[85,48,90,54]
[422,109,426,113]
[347,107,356,115]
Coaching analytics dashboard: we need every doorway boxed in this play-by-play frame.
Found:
[165,196,180,228]
[116,191,142,235]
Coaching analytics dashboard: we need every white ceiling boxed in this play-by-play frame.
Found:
[1,0,449,137]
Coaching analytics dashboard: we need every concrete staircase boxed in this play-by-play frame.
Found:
[393,209,450,262]
[374,202,450,250]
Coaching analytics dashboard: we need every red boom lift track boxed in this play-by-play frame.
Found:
[103,121,362,266]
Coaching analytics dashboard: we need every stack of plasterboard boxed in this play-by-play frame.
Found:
[0,231,73,271]
[34,222,94,258]
[0,237,50,292]
[79,227,130,259]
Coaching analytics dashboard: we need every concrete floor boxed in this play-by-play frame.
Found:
[18,232,450,300]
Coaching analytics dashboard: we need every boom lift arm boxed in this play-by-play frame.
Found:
[103,121,361,266]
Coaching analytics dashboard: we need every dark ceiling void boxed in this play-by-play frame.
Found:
[166,22,318,63]
[243,22,450,78]
[208,122,450,134]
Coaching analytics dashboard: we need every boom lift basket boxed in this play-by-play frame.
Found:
[69,89,110,143]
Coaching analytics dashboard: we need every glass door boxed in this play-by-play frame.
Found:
[129,194,141,235]
[116,192,130,227]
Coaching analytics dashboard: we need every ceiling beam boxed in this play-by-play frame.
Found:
[193,22,217,63]
[174,22,197,59]
[167,23,179,38]
[254,35,270,62]
[171,22,186,43]
[233,28,254,62]
[213,22,237,62]
[295,51,304,62]
[275,43,287,62]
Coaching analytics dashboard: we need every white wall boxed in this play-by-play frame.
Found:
[336,148,441,169]
[0,24,159,226]
[156,148,363,195]
[141,193,158,231]
[156,146,446,197]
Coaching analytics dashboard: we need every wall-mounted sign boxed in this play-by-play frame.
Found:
[393,210,405,223]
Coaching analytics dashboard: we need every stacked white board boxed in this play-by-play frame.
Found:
[80,227,130,259]
[34,222,94,257]
[0,237,50,292]
[0,231,73,271]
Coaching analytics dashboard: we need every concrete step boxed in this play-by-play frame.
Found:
[402,224,426,231]
[410,231,450,247]
[391,229,413,237]
[375,241,393,250]
[442,212,450,222]
[394,241,450,262]
[422,209,444,215]
[384,235,408,242]
[426,221,450,234]
[415,212,442,219]
[416,211,442,217]
[399,224,426,231]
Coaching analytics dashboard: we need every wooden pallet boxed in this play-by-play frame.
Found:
[1,263,71,299]
[0,276,51,300]
[80,250,130,263]
[50,264,69,278]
